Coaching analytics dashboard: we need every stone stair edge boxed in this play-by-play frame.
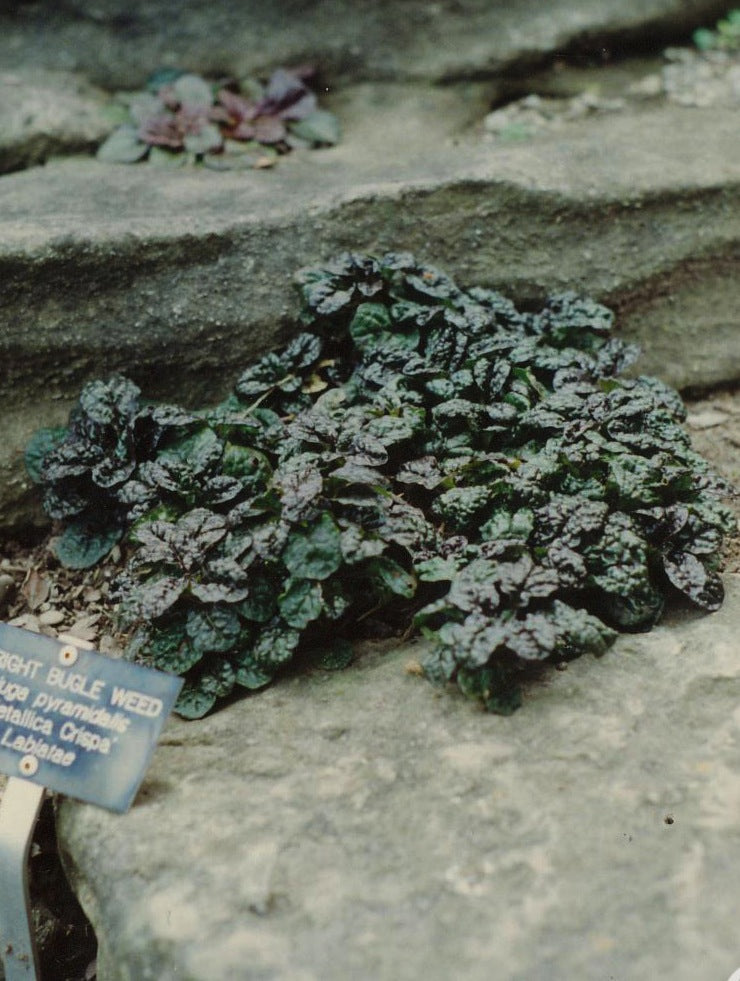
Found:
[54,574,740,981]
[0,169,738,269]
[1,98,740,254]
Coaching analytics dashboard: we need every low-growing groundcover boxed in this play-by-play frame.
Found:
[97,66,340,169]
[26,253,736,718]
[693,8,740,52]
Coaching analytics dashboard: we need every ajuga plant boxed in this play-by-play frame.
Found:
[693,9,740,52]
[27,253,736,718]
[96,66,340,169]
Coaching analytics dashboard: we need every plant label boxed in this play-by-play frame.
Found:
[0,622,182,813]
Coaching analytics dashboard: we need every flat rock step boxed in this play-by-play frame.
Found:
[58,575,740,981]
[0,0,726,89]
[2,94,739,533]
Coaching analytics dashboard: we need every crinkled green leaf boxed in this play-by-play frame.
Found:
[339,523,386,564]
[366,557,417,598]
[343,432,389,467]
[237,574,279,623]
[396,456,446,490]
[436,612,508,669]
[414,554,461,582]
[504,611,558,661]
[251,520,290,560]
[348,303,392,350]
[119,574,186,623]
[445,559,501,613]
[234,661,274,690]
[551,600,616,658]
[376,499,435,553]
[600,582,665,631]
[139,619,203,674]
[663,552,724,611]
[175,682,217,720]
[221,443,271,488]
[79,374,141,427]
[329,462,389,487]
[132,508,227,572]
[252,618,301,669]
[366,411,424,449]
[279,578,323,629]
[457,664,523,715]
[283,512,343,580]
[52,520,121,570]
[481,508,534,542]
[283,331,323,369]
[199,659,237,698]
[432,486,491,533]
[25,427,68,484]
[190,556,251,604]
[186,605,241,653]
[276,464,323,522]
[158,426,223,472]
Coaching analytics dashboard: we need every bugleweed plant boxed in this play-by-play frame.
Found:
[27,254,736,718]
[693,9,740,52]
[97,67,340,169]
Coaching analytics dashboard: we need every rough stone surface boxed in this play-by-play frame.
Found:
[0,1,730,90]
[663,47,740,107]
[1,93,739,533]
[57,576,740,981]
[0,69,110,175]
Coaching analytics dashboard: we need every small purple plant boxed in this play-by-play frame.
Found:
[97,67,340,169]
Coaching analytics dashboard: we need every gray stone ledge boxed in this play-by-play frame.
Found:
[1,99,738,532]
[0,69,110,175]
[0,1,731,90]
[57,575,740,981]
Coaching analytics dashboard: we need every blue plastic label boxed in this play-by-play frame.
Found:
[0,622,183,813]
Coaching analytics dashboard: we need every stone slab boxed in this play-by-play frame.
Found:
[0,1,730,90]
[1,94,738,533]
[0,69,110,175]
[57,575,740,980]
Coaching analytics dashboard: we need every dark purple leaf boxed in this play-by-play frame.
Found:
[663,552,725,611]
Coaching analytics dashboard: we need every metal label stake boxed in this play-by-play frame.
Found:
[0,777,45,980]
[0,621,183,980]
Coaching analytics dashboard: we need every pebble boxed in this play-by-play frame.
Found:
[686,409,729,430]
